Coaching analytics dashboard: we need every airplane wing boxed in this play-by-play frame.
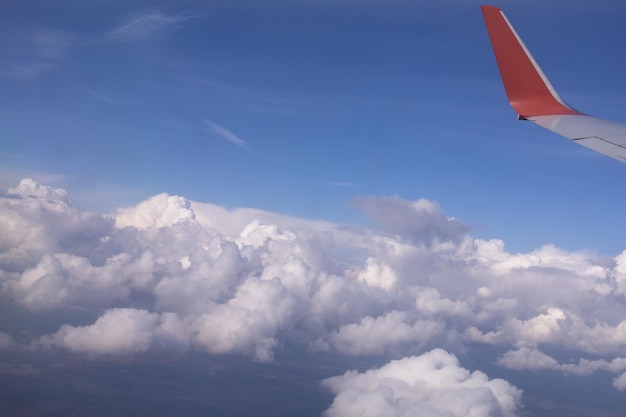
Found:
[480,5,626,163]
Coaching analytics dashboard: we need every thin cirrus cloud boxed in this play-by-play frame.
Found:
[107,11,198,42]
[2,11,195,80]
[4,63,58,80]
[27,30,73,60]
[204,120,250,150]
[77,85,117,105]
[4,178,626,414]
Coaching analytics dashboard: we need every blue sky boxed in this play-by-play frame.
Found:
[2,0,626,254]
[4,2,626,416]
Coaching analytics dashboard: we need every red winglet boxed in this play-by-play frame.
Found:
[481,5,581,118]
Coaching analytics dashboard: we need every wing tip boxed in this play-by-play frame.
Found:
[481,5,582,118]
[480,5,502,17]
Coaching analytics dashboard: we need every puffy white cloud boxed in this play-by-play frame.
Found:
[311,311,444,356]
[356,257,397,290]
[322,349,521,417]
[415,287,473,318]
[8,178,70,204]
[3,178,626,394]
[40,308,189,356]
[0,179,112,273]
[115,193,196,230]
[191,277,297,362]
[468,307,626,356]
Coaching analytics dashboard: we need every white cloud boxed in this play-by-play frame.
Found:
[322,349,522,417]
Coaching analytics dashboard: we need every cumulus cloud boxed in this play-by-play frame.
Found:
[3,178,626,395]
[352,195,468,246]
[115,193,196,230]
[322,349,521,417]
[467,306,626,356]
[8,177,70,204]
[40,308,190,356]
[311,311,444,356]
[0,179,112,274]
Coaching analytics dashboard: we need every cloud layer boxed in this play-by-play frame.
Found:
[3,178,626,414]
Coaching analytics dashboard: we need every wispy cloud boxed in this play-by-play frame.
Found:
[1,29,74,80]
[108,12,197,42]
[204,120,250,150]
[29,30,74,60]
[77,86,116,105]
[3,63,57,80]
[1,10,198,79]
